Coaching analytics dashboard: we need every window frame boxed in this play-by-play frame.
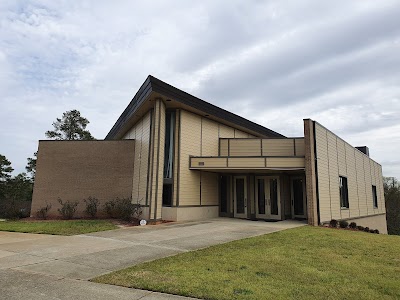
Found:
[372,185,378,208]
[339,176,349,209]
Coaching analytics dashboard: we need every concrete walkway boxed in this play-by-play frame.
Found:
[0,218,305,299]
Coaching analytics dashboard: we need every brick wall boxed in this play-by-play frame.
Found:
[31,140,135,218]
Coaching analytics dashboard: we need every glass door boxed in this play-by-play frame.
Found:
[234,176,247,218]
[255,176,281,220]
[291,177,306,219]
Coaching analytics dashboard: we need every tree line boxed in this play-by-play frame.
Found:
[384,177,400,235]
[0,110,94,218]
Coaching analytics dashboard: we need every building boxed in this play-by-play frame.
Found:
[31,75,387,233]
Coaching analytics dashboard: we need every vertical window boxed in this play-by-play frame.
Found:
[163,111,175,179]
[339,176,349,209]
[162,110,175,207]
[372,185,378,208]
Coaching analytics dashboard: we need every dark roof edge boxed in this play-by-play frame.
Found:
[149,76,284,138]
[106,75,284,139]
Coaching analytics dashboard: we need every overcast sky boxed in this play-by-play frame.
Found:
[1,0,399,179]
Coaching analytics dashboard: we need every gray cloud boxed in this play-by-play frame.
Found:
[0,0,399,179]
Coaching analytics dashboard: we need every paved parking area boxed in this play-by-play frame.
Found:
[0,218,305,299]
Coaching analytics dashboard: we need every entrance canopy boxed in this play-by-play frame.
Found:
[190,156,305,172]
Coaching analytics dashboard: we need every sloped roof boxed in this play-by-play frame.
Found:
[106,75,284,139]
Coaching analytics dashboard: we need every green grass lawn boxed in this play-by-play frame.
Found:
[0,219,118,235]
[93,226,400,300]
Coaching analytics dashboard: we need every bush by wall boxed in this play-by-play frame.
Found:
[349,222,357,229]
[36,202,52,219]
[57,198,79,219]
[83,196,99,218]
[329,219,338,228]
[339,220,349,228]
[103,197,143,222]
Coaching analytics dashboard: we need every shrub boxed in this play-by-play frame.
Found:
[364,227,370,232]
[83,196,99,218]
[329,219,338,228]
[103,199,117,218]
[339,220,349,228]
[369,229,375,233]
[373,229,380,234]
[114,197,134,221]
[115,197,143,222]
[349,222,357,229]
[103,197,143,221]
[357,226,365,231]
[57,198,79,219]
[36,202,52,219]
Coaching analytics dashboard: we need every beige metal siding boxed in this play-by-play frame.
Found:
[191,157,227,168]
[229,139,261,156]
[265,157,305,168]
[201,118,219,156]
[377,165,385,213]
[234,129,248,138]
[315,126,332,222]
[140,113,151,204]
[337,139,347,177]
[315,123,385,223]
[148,100,166,219]
[220,139,229,156]
[178,110,257,207]
[219,124,235,138]
[131,115,143,203]
[262,139,294,156]
[345,143,359,218]
[220,138,304,158]
[295,139,305,156]
[190,156,305,170]
[179,110,201,205]
[355,153,368,216]
[364,156,374,215]
[371,161,380,213]
[228,157,265,168]
[201,172,218,205]
[123,111,151,207]
[327,132,341,220]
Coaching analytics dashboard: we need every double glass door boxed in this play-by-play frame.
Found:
[255,176,281,220]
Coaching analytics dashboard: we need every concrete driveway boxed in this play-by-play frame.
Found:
[0,218,305,299]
